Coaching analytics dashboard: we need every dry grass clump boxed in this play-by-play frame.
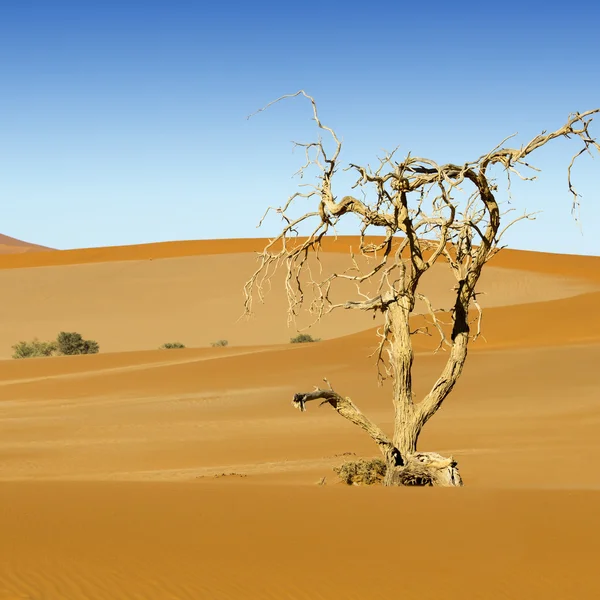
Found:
[290,333,320,344]
[211,339,229,347]
[334,458,386,485]
[160,342,186,349]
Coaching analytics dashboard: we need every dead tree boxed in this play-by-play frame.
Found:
[245,91,599,486]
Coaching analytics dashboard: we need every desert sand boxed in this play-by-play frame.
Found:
[0,232,51,255]
[1,235,599,599]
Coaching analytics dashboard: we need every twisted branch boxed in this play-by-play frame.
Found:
[292,380,401,465]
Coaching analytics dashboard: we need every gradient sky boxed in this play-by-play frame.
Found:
[1,0,599,253]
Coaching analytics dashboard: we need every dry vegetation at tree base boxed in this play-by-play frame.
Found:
[334,458,387,484]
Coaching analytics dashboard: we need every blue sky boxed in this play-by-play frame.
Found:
[1,0,599,254]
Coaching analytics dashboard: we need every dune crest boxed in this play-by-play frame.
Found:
[0,233,52,255]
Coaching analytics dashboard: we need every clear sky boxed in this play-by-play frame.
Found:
[1,0,599,254]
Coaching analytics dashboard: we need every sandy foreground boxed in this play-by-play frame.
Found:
[1,237,600,598]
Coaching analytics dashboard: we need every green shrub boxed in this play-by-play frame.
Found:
[211,339,228,347]
[82,339,100,354]
[11,332,99,359]
[12,339,58,359]
[160,342,186,349]
[56,331,99,355]
[334,458,387,485]
[290,333,320,344]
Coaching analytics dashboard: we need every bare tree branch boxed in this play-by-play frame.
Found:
[292,382,401,465]
[417,293,451,352]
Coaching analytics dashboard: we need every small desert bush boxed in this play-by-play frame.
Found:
[211,339,228,347]
[12,332,99,359]
[290,333,320,344]
[160,342,186,349]
[12,339,58,359]
[56,331,99,355]
[334,458,387,485]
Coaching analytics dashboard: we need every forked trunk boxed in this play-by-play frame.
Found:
[384,299,466,487]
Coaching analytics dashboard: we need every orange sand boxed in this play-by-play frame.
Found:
[0,235,599,598]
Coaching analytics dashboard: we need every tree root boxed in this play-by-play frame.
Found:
[384,452,463,487]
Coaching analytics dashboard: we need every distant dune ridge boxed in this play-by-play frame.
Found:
[0,232,52,254]
[1,233,600,598]
[0,234,597,357]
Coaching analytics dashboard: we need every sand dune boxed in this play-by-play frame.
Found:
[0,232,51,254]
[0,246,596,357]
[1,236,599,598]
[1,323,599,486]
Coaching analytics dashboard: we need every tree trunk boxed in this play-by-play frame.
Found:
[380,299,464,487]
[387,300,417,455]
